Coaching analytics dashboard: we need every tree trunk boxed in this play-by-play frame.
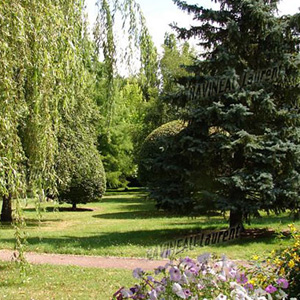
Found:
[1,194,13,223]
[229,209,244,229]
[72,202,77,211]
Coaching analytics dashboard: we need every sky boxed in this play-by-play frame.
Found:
[86,0,300,52]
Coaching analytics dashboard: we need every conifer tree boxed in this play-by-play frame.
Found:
[164,0,300,225]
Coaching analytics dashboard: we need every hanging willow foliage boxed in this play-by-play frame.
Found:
[94,0,159,127]
[0,0,102,264]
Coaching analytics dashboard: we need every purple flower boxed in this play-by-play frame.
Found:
[189,267,199,274]
[244,283,254,290]
[182,257,194,264]
[147,276,155,282]
[197,253,210,263]
[155,285,166,294]
[237,273,248,284]
[265,285,277,294]
[133,268,144,279]
[129,285,139,294]
[154,266,165,275]
[276,278,289,289]
[170,267,181,282]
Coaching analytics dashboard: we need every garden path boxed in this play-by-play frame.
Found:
[0,249,252,270]
[0,249,168,270]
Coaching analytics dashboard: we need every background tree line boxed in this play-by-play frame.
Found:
[1,0,299,228]
[0,0,194,221]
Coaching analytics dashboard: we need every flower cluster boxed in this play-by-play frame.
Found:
[112,253,292,300]
[268,224,300,298]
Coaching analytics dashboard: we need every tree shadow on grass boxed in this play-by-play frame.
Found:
[0,226,285,256]
[23,207,94,213]
[0,217,63,229]
[93,210,176,219]
[101,195,150,205]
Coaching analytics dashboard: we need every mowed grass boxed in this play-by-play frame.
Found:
[0,262,134,300]
[0,190,299,260]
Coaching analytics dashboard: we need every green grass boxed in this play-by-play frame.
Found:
[0,262,134,299]
[0,190,299,260]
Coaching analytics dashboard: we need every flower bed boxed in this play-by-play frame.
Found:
[113,225,299,300]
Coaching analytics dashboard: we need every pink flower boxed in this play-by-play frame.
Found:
[265,285,277,294]
[276,278,289,289]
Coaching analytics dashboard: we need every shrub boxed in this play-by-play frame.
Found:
[138,120,219,215]
[138,120,191,212]
[58,150,106,210]
[138,120,187,184]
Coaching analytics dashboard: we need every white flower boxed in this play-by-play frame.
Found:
[216,293,227,300]
[149,289,158,300]
[214,262,222,268]
[229,268,237,278]
[255,288,267,296]
[230,282,247,293]
[231,288,252,300]
[180,273,189,285]
[277,289,287,299]
[172,283,186,299]
[218,274,227,281]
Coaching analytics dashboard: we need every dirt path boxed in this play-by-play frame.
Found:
[0,250,168,270]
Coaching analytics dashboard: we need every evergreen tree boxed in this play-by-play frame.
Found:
[158,0,300,225]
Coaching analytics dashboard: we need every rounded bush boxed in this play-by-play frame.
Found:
[138,120,187,185]
[138,120,192,212]
[58,150,106,210]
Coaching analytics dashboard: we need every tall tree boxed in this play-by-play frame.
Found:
[0,0,104,222]
[153,0,300,225]
[160,33,194,95]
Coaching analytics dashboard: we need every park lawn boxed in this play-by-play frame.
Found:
[0,262,134,300]
[0,190,299,260]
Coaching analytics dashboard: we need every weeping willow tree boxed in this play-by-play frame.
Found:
[93,0,160,187]
[0,1,104,225]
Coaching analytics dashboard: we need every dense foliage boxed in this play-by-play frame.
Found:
[58,150,106,210]
[93,0,161,188]
[138,120,191,211]
[145,0,300,225]
[0,0,105,222]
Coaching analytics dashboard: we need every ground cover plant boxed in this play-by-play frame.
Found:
[0,190,299,260]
